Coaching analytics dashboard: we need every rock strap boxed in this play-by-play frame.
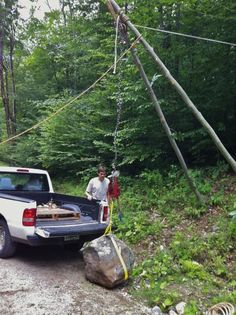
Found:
[108,234,129,281]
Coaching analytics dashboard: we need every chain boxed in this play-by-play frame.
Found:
[113,69,123,167]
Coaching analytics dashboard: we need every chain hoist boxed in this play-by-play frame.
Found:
[112,68,123,169]
[112,16,127,169]
[108,16,128,221]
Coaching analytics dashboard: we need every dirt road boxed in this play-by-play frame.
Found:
[0,245,151,315]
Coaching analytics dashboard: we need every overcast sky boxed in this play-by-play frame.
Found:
[18,0,60,19]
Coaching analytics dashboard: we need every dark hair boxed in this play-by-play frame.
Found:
[97,165,106,173]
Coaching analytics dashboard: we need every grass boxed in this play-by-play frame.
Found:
[0,161,9,166]
[52,163,236,314]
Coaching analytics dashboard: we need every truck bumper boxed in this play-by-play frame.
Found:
[13,223,108,246]
[25,233,104,246]
[35,222,108,238]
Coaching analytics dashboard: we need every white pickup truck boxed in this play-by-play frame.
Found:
[0,167,110,258]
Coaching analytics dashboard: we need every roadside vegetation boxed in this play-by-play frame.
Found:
[54,162,236,314]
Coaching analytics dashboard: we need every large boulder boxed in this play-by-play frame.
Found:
[82,235,135,288]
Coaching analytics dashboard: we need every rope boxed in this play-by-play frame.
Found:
[103,199,128,280]
[134,24,236,47]
[104,205,129,282]
[112,67,123,168]
[108,234,129,281]
[206,302,235,315]
[104,200,113,235]
[0,36,141,147]
[113,15,120,74]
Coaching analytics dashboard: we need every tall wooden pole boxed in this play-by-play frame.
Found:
[108,0,236,174]
[130,45,204,203]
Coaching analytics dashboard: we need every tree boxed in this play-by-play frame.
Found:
[0,0,19,137]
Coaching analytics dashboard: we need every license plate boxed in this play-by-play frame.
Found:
[64,235,80,241]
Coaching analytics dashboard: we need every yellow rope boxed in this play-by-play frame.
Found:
[104,200,114,235]
[0,36,141,146]
[109,234,129,281]
[104,201,129,281]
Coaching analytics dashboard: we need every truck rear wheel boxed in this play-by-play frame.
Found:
[0,219,16,258]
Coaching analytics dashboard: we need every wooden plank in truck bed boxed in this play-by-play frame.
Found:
[37,207,80,220]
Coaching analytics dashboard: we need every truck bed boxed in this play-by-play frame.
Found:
[3,191,100,220]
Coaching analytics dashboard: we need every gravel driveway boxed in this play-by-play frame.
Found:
[0,245,150,315]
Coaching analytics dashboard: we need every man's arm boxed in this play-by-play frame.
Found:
[85,179,93,200]
[85,191,93,200]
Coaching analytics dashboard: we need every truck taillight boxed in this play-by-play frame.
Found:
[22,208,36,226]
[102,206,109,221]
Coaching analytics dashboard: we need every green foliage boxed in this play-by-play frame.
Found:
[180,260,210,280]
[115,211,163,244]
[229,219,236,240]
[112,165,235,310]
[184,301,200,315]
[133,250,176,280]
[229,211,236,220]
[53,178,86,196]
[183,205,207,218]
[1,0,235,173]
[211,256,228,277]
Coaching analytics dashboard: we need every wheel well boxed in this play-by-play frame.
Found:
[0,214,6,222]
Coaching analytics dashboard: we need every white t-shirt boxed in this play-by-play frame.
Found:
[86,177,110,201]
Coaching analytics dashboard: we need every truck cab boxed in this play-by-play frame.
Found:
[0,167,54,192]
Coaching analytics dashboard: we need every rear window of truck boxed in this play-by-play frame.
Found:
[0,172,49,191]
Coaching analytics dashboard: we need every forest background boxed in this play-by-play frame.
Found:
[0,0,236,313]
[0,0,235,176]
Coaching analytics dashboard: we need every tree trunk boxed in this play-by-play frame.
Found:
[59,0,67,26]
[9,34,16,135]
[107,0,236,173]
[0,27,11,137]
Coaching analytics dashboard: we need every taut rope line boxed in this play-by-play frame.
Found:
[0,36,141,146]
[134,24,236,47]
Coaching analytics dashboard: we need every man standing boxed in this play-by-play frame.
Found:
[85,166,110,202]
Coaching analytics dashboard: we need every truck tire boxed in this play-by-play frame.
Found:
[0,219,16,258]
